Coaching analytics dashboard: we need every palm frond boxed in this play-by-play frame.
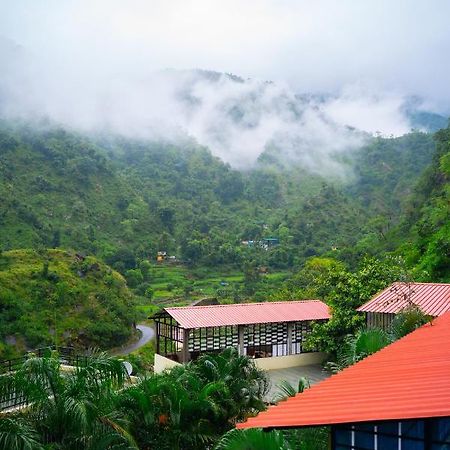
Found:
[214,428,291,450]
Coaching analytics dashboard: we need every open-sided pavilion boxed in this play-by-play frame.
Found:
[152,300,330,373]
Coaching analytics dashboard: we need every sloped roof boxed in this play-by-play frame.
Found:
[238,312,450,429]
[163,300,330,329]
[357,282,450,316]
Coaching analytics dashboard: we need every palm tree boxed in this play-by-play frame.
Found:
[0,350,137,450]
[0,416,44,450]
[329,328,391,372]
[214,428,291,450]
[117,372,222,450]
[272,377,310,403]
[117,348,269,450]
[188,348,269,426]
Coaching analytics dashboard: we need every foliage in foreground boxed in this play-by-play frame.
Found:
[215,428,291,450]
[0,348,269,450]
[0,350,134,450]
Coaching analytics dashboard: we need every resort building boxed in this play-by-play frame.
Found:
[358,282,450,329]
[152,300,330,373]
[237,311,450,450]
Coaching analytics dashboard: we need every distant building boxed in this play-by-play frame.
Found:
[262,237,279,247]
[241,238,279,250]
[156,251,167,262]
[238,312,450,450]
[358,282,450,329]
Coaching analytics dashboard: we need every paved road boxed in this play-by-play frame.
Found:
[113,324,155,356]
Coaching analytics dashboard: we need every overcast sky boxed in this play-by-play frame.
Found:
[0,1,449,169]
[1,0,450,108]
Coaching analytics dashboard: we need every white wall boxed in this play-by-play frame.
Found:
[254,352,327,371]
[154,353,182,374]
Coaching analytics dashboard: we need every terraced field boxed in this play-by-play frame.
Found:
[134,264,291,317]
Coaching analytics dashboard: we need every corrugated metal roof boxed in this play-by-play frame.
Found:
[357,282,450,316]
[237,312,450,429]
[164,300,330,329]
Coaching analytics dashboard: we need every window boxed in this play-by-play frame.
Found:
[333,419,450,450]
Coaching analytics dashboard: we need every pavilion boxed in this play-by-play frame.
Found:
[358,282,450,329]
[237,311,450,450]
[152,300,330,373]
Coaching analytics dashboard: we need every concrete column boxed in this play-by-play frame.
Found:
[287,322,293,355]
[238,325,245,356]
[182,328,190,363]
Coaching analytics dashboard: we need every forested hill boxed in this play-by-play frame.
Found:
[393,126,450,280]
[0,249,136,358]
[0,120,441,271]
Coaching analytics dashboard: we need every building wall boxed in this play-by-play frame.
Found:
[332,417,450,449]
[154,351,327,373]
[253,352,327,371]
[154,353,182,373]
[366,312,396,330]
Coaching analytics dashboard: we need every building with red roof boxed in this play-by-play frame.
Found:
[152,300,330,373]
[357,282,450,329]
[237,311,450,449]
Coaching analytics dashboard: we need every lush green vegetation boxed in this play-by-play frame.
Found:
[0,118,448,367]
[396,126,450,280]
[0,249,136,359]
[0,121,439,271]
[0,349,272,450]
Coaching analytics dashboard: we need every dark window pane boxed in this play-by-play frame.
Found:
[378,434,398,450]
[401,438,424,450]
[403,420,424,439]
[334,428,352,445]
[431,444,450,450]
[377,422,399,450]
[355,429,374,449]
[378,421,399,435]
[432,418,450,443]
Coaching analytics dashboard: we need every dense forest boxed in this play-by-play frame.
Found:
[0,118,449,356]
[0,120,440,264]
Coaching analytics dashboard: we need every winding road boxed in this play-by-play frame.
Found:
[113,324,155,356]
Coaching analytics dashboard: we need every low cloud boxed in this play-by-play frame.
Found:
[0,38,432,176]
[1,1,448,174]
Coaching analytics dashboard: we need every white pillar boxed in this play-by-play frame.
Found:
[238,325,245,355]
[287,322,293,355]
[182,329,190,363]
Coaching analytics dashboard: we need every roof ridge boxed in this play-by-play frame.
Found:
[165,299,324,311]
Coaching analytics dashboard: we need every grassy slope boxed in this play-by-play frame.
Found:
[0,249,137,358]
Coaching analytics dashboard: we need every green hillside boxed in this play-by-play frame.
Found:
[397,126,450,279]
[0,249,136,358]
[0,121,447,358]
[0,120,438,269]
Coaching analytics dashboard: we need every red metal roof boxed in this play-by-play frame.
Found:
[164,300,330,329]
[237,312,450,429]
[357,282,450,316]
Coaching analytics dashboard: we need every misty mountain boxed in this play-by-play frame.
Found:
[0,119,438,269]
[1,62,446,171]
